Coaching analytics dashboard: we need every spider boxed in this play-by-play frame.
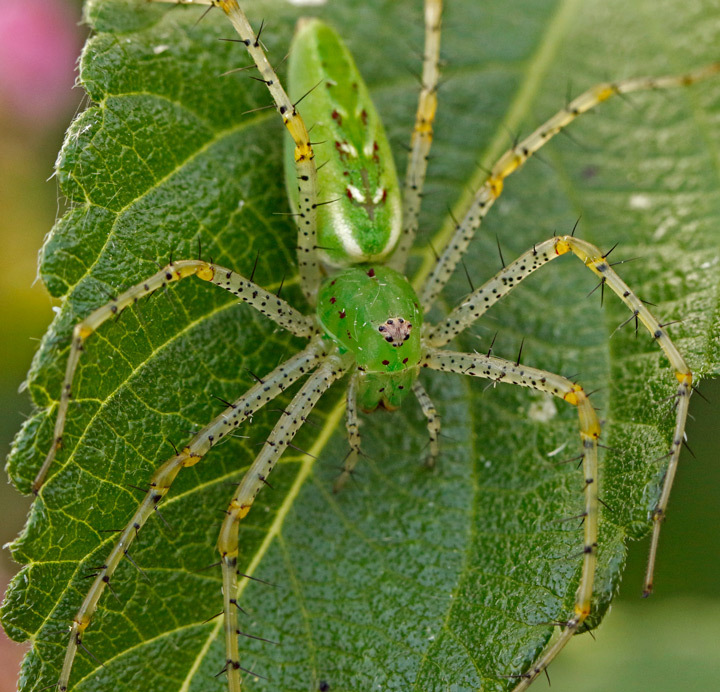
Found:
[4,0,718,690]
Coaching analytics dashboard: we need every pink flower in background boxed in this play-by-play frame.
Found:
[0,0,80,128]
[0,4,81,684]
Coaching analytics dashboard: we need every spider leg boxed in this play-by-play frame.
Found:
[412,378,440,467]
[422,347,600,691]
[34,259,316,492]
[217,0,321,303]
[418,62,720,308]
[216,351,351,692]
[155,0,321,302]
[389,0,443,272]
[333,373,362,493]
[426,234,692,595]
[56,338,327,692]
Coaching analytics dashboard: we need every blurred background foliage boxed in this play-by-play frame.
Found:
[0,0,717,690]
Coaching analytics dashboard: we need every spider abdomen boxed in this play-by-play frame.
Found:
[285,18,402,267]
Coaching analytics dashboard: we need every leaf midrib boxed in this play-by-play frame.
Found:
[178,398,347,692]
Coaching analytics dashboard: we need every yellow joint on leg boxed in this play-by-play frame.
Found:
[676,371,692,386]
[180,446,201,467]
[487,175,504,197]
[574,602,591,618]
[195,263,215,282]
[595,85,616,102]
[76,325,93,340]
[76,614,91,631]
[563,384,584,406]
[414,120,435,136]
[506,155,523,177]
[285,114,309,139]
[492,155,522,182]
[416,93,438,133]
[217,0,239,13]
[230,500,252,520]
[582,423,602,441]
[294,141,314,163]
[554,237,572,255]
[172,263,203,280]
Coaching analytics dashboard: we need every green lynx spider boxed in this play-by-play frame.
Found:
[19,0,719,690]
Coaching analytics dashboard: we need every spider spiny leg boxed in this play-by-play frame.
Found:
[428,232,693,593]
[422,348,600,690]
[412,378,440,467]
[56,339,327,691]
[418,62,720,308]
[334,373,362,493]
[389,0,443,272]
[33,259,315,492]
[426,238,559,346]
[152,0,322,301]
[216,352,351,692]
[214,0,320,303]
[552,236,692,597]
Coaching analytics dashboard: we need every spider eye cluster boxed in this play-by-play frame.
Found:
[377,317,412,347]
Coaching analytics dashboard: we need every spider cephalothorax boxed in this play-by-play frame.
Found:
[316,265,422,410]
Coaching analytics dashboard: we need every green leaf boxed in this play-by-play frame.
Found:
[3,0,719,690]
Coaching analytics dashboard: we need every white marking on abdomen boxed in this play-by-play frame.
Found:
[347,185,366,202]
[329,206,364,260]
[338,141,358,157]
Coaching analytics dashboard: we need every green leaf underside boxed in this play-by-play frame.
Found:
[3,0,720,690]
